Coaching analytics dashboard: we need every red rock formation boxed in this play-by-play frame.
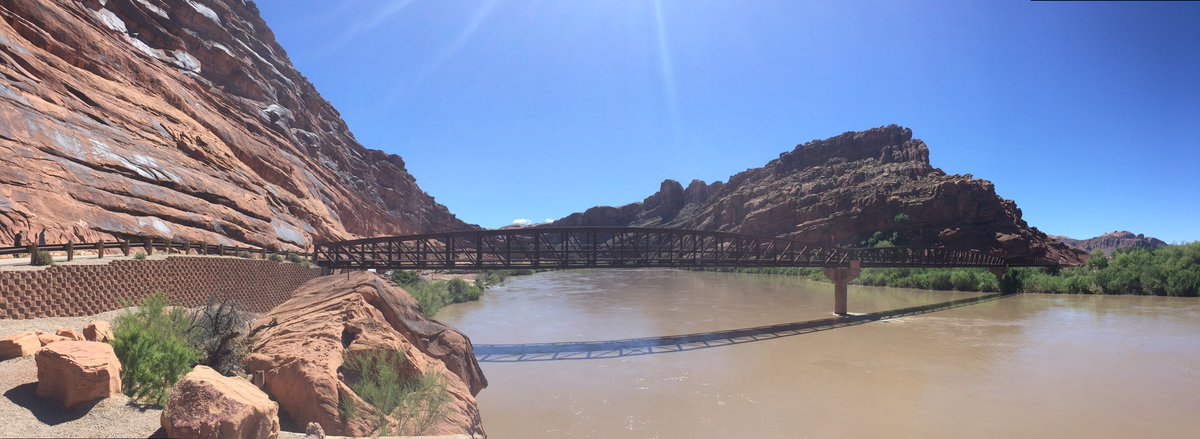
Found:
[0,0,469,251]
[162,365,281,439]
[1053,231,1167,255]
[244,272,485,437]
[35,340,123,410]
[552,125,1084,265]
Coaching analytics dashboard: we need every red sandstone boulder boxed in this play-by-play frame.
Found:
[37,333,71,346]
[0,332,41,360]
[35,341,122,410]
[244,272,485,437]
[83,321,114,342]
[161,366,280,439]
[56,329,85,341]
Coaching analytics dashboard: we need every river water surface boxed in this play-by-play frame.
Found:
[437,269,1200,438]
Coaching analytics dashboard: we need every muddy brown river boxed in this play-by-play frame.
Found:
[437,269,1200,438]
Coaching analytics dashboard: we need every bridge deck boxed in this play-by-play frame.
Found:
[314,227,1058,270]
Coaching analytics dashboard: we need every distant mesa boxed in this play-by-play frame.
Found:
[548,125,1085,265]
[1053,231,1167,255]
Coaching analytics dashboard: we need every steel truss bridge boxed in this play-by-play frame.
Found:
[312,227,1058,271]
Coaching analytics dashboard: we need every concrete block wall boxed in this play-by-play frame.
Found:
[0,257,325,319]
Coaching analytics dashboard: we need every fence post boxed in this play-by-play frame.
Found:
[143,237,153,256]
[28,243,36,265]
[182,240,189,255]
[260,247,266,259]
[97,241,104,259]
[121,239,130,257]
[217,244,224,256]
[66,241,74,262]
[202,243,209,255]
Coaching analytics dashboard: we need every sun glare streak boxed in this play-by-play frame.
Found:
[653,0,682,138]
[386,0,500,108]
[319,0,416,57]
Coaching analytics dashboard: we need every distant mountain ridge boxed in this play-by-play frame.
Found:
[550,125,1085,265]
[1053,231,1167,255]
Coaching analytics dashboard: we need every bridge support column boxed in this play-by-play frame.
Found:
[988,266,1008,280]
[823,260,861,316]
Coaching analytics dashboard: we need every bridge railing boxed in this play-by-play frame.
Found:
[313,227,1034,270]
[0,236,305,263]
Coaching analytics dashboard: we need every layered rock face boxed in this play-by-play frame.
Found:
[552,125,1083,264]
[1054,231,1167,255]
[244,272,486,437]
[0,0,468,251]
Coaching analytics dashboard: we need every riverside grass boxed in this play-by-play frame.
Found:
[389,269,536,316]
[715,242,1200,297]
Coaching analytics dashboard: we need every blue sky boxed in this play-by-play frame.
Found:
[254,0,1199,243]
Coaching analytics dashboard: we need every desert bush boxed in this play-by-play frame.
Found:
[111,293,199,406]
[391,270,420,285]
[188,295,252,376]
[133,252,147,260]
[267,253,284,263]
[286,253,307,264]
[31,250,53,266]
[447,279,482,303]
[340,350,450,436]
[236,250,252,259]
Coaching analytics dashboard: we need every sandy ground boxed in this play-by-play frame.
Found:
[0,311,164,438]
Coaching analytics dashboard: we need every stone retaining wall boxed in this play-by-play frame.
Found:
[0,257,325,319]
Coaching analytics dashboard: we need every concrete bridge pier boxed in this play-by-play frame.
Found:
[823,260,861,316]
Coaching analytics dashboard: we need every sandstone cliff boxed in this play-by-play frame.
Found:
[552,125,1084,264]
[1054,231,1167,255]
[0,0,468,251]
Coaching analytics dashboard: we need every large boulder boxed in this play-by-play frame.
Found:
[35,341,122,410]
[245,272,486,437]
[161,366,280,439]
[83,321,114,342]
[0,332,42,360]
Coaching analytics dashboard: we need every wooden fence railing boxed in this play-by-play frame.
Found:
[0,236,311,265]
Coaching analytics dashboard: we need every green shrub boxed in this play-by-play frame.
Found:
[894,213,911,224]
[31,250,53,266]
[340,350,450,436]
[133,253,147,260]
[236,250,252,259]
[188,295,252,376]
[286,253,307,264]
[267,253,284,263]
[390,270,420,285]
[111,293,199,406]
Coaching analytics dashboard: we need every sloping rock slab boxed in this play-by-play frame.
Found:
[162,365,280,439]
[245,272,485,437]
[0,332,41,360]
[35,340,122,410]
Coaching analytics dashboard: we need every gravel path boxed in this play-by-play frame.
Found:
[0,356,162,438]
[0,310,127,338]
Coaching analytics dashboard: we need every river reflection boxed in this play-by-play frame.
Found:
[437,269,1200,438]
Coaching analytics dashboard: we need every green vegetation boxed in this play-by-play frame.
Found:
[339,350,450,436]
[31,250,53,266]
[388,269,537,316]
[721,243,1200,297]
[133,252,147,260]
[267,253,284,263]
[110,293,199,405]
[236,250,252,259]
[285,253,307,264]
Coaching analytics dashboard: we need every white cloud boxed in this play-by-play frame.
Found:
[512,219,532,226]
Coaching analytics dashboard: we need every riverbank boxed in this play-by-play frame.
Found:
[697,242,1199,297]
[390,269,538,316]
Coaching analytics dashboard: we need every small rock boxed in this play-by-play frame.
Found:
[56,328,85,341]
[0,332,41,360]
[35,341,123,410]
[37,333,71,346]
[83,321,114,342]
[161,366,280,439]
[304,422,325,439]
